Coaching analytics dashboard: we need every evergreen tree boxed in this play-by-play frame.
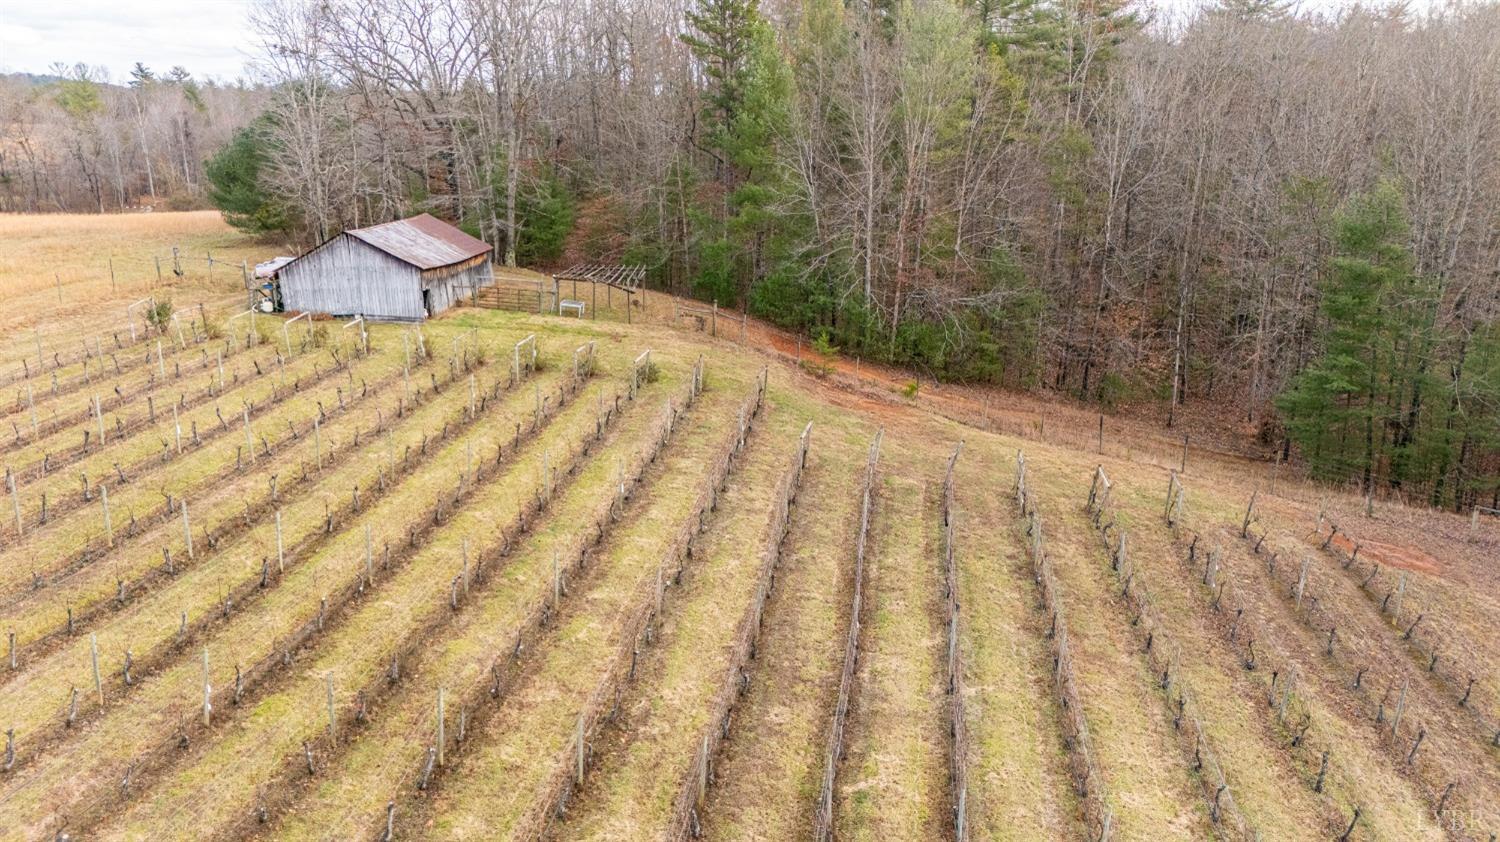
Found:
[1276,181,1440,491]
[204,121,293,236]
[514,169,576,266]
[682,0,798,306]
[682,0,764,192]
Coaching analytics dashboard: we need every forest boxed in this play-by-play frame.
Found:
[2,0,1499,509]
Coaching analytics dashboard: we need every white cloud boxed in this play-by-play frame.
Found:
[0,0,257,84]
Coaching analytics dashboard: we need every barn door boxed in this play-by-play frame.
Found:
[422,289,433,318]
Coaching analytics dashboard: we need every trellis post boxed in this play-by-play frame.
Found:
[326,672,337,739]
[575,715,585,784]
[244,406,255,464]
[202,647,212,726]
[436,688,446,766]
[101,483,113,547]
[183,500,194,560]
[9,472,23,536]
[90,633,103,703]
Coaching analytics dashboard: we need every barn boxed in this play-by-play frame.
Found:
[277,214,494,321]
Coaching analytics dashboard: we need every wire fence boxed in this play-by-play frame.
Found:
[942,442,970,841]
[1013,452,1113,841]
[812,429,882,840]
[667,418,811,839]
[1084,467,1253,840]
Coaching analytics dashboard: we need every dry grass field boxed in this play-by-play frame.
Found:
[0,213,1495,841]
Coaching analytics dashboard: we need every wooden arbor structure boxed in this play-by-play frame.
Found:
[553,263,647,323]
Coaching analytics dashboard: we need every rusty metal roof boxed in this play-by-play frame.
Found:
[346,213,491,270]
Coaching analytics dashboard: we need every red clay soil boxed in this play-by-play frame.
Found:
[1328,532,1442,576]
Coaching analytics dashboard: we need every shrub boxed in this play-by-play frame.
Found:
[146,298,174,331]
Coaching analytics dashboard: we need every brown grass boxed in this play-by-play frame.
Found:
[0,212,1496,842]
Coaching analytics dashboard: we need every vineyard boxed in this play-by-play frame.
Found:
[0,215,1497,841]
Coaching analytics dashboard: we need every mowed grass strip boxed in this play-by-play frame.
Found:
[1024,458,1213,840]
[0,354,528,750]
[551,391,803,840]
[834,439,948,842]
[1299,523,1500,746]
[87,366,621,841]
[951,438,1082,841]
[0,321,250,456]
[1209,531,1457,840]
[0,348,399,595]
[0,338,366,548]
[412,377,752,839]
[0,352,398,629]
[697,397,871,841]
[0,310,233,423]
[265,374,676,840]
[1106,479,1338,841]
[0,364,572,841]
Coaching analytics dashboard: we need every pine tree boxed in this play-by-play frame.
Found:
[1276,181,1439,491]
[682,0,797,306]
[204,120,293,235]
[681,0,764,190]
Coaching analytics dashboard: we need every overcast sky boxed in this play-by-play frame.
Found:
[0,0,259,84]
[0,0,1440,85]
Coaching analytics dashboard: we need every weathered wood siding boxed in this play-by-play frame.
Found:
[421,262,493,315]
[280,234,426,320]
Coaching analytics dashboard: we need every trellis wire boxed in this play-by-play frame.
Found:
[812,428,883,840]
